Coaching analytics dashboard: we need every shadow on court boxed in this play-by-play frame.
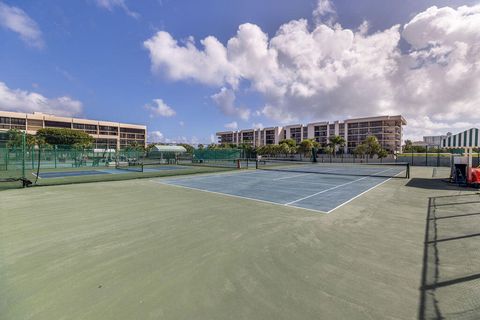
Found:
[406,178,479,191]
[418,193,480,319]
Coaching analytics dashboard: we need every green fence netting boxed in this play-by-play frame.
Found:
[193,148,243,160]
[0,137,241,190]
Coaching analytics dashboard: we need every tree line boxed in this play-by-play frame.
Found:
[3,128,389,159]
[204,135,389,159]
[4,128,95,149]
[402,140,450,153]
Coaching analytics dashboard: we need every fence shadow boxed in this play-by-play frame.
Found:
[419,194,480,319]
[405,178,475,191]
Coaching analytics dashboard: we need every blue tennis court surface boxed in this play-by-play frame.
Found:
[36,165,190,179]
[36,170,111,179]
[143,165,190,172]
[155,164,406,213]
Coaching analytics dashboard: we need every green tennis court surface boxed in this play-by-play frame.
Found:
[1,167,478,319]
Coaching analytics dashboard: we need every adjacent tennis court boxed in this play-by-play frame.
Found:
[33,165,192,179]
[156,161,409,213]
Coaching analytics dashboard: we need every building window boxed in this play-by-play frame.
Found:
[99,126,118,136]
[27,119,43,129]
[120,128,145,134]
[10,118,26,129]
[0,117,10,129]
[44,120,71,129]
[266,130,275,144]
[290,127,302,144]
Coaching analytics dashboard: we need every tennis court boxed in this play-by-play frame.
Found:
[33,165,191,179]
[156,161,409,213]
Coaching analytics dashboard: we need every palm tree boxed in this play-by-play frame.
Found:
[354,143,367,159]
[328,135,346,157]
[277,143,289,158]
[364,136,381,158]
[299,139,315,159]
[377,149,388,159]
[279,139,297,158]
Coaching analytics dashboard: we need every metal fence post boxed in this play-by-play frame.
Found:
[425,147,428,166]
[4,147,8,170]
[21,132,26,183]
[437,146,440,167]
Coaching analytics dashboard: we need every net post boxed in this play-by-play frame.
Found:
[237,159,240,169]
[21,131,26,184]
[256,159,259,169]
[406,163,410,179]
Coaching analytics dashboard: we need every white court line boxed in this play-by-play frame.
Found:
[269,167,342,181]
[150,167,403,214]
[325,170,405,213]
[154,169,260,182]
[284,168,395,206]
[31,172,41,179]
[148,179,328,214]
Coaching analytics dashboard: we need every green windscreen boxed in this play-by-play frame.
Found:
[0,133,240,190]
[193,149,242,160]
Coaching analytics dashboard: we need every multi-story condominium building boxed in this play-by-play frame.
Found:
[0,110,147,149]
[217,115,406,154]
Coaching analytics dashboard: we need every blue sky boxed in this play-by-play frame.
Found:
[0,0,479,143]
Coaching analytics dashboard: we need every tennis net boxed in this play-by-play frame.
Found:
[115,161,143,172]
[115,158,243,173]
[179,158,241,169]
[256,159,410,178]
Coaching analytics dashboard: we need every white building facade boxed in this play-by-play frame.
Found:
[0,110,147,149]
[217,115,406,154]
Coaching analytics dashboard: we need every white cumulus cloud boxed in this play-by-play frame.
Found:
[224,121,238,130]
[313,0,337,25]
[0,82,82,117]
[0,1,44,48]
[211,87,250,120]
[144,4,480,140]
[144,32,238,86]
[145,99,176,117]
[148,130,164,142]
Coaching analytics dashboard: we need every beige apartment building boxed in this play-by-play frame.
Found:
[0,110,146,149]
[217,115,406,154]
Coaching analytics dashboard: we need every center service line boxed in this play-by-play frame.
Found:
[285,168,394,206]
